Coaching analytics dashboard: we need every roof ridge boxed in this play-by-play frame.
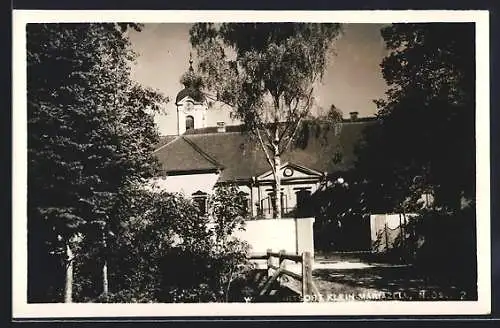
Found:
[186,131,249,137]
[153,136,180,153]
[184,119,377,135]
[181,136,224,169]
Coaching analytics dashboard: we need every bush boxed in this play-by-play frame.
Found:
[73,185,254,303]
[396,207,477,289]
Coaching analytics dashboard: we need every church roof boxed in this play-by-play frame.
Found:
[154,119,376,182]
[154,136,222,174]
[154,135,177,149]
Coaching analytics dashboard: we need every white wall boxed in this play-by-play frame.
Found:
[234,217,315,256]
[150,172,219,195]
[233,217,315,272]
[205,101,242,127]
[176,98,207,135]
[370,213,418,252]
[235,219,296,254]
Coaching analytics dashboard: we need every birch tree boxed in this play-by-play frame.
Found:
[189,23,342,218]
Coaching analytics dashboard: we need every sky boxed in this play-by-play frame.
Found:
[128,23,390,136]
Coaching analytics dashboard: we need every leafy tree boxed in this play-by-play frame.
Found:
[207,184,253,301]
[355,23,475,213]
[189,23,342,218]
[85,186,252,303]
[309,175,371,251]
[27,23,167,302]
[318,104,343,123]
[75,187,213,302]
[208,184,249,246]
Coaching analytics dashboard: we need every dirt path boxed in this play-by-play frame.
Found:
[310,264,474,302]
[280,261,475,302]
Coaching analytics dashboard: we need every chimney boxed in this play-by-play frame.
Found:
[349,111,359,121]
[217,121,226,133]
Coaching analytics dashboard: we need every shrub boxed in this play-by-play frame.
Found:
[391,206,477,290]
[74,185,254,303]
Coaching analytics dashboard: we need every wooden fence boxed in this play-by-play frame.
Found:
[249,249,320,300]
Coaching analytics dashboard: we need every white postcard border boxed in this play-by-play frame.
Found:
[12,9,491,318]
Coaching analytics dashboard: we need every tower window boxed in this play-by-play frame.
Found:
[186,115,194,130]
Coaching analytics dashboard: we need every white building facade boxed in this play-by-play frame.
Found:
[152,59,374,219]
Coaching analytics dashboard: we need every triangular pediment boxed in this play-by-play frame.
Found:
[256,162,324,181]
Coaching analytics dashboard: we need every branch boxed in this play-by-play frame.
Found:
[225,266,234,302]
[202,91,236,109]
[278,95,301,142]
[282,116,304,153]
[255,112,274,146]
[282,88,314,152]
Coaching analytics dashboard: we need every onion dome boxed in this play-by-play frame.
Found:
[175,54,205,104]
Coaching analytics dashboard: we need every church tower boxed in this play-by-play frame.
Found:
[175,54,208,135]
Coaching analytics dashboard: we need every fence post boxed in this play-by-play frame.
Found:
[266,248,272,277]
[278,249,286,285]
[302,251,313,299]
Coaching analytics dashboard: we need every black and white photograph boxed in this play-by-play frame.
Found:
[12,10,490,317]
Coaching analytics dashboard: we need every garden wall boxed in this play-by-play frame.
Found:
[234,217,315,271]
[370,213,417,252]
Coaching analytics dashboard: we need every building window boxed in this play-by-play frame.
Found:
[192,190,208,214]
[263,190,287,215]
[296,188,312,216]
[186,115,194,130]
[281,192,287,213]
[261,192,273,215]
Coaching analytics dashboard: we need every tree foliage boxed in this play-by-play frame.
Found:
[189,23,342,217]
[27,23,168,302]
[355,23,475,212]
[73,187,214,302]
[77,186,253,303]
[317,104,343,123]
[208,184,249,245]
[27,23,255,304]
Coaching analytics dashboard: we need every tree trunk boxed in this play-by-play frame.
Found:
[273,153,282,219]
[101,227,109,296]
[402,212,408,262]
[102,260,109,296]
[64,244,73,303]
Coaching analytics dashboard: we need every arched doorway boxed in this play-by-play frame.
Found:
[185,115,194,131]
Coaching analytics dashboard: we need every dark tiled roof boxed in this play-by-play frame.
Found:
[184,125,247,135]
[153,136,221,173]
[154,120,376,182]
[183,132,265,181]
[154,135,178,150]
